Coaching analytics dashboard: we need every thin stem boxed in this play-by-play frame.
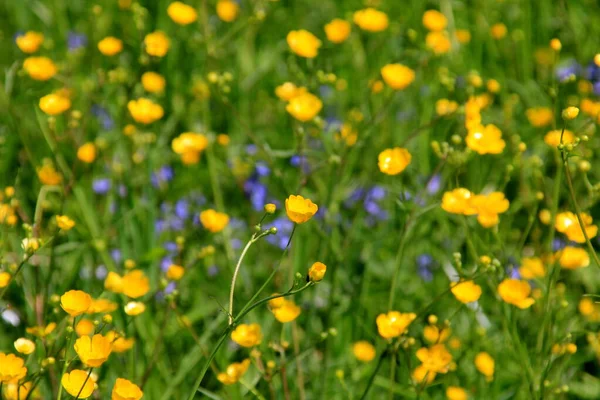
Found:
[56,318,77,400]
[228,237,256,325]
[359,349,388,400]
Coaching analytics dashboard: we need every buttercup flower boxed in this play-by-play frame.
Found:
[124,301,146,316]
[171,132,208,164]
[121,270,150,298]
[413,344,453,383]
[335,123,358,146]
[426,31,451,55]
[166,264,185,280]
[105,271,124,293]
[141,72,166,93]
[231,323,262,347]
[275,82,306,101]
[446,386,468,400]
[376,311,416,339]
[112,378,143,400]
[26,323,56,338]
[77,143,97,163]
[526,107,553,127]
[353,8,389,32]
[23,57,57,81]
[287,29,321,58]
[0,272,10,288]
[436,99,459,116]
[286,92,323,121]
[14,338,35,355]
[455,29,471,44]
[128,98,164,124]
[217,359,250,385]
[558,246,590,269]
[216,0,239,22]
[466,124,505,155]
[200,209,230,232]
[471,192,510,228]
[61,290,92,316]
[441,188,477,215]
[519,257,546,279]
[555,211,598,243]
[0,353,27,383]
[423,325,451,344]
[490,23,507,39]
[16,31,44,53]
[61,370,95,398]
[4,381,34,400]
[353,341,376,362]
[474,352,495,380]
[98,37,123,56]
[381,64,415,90]
[56,215,75,230]
[167,1,197,25]
[144,31,170,57]
[272,299,301,323]
[75,319,95,336]
[562,106,579,120]
[450,280,482,303]
[106,331,135,353]
[39,93,71,115]
[325,19,351,43]
[498,279,535,309]
[74,334,113,367]
[423,10,447,31]
[285,195,318,224]
[308,262,326,282]
[378,147,412,175]
[544,129,575,147]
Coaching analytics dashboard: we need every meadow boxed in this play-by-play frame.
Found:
[1,0,600,398]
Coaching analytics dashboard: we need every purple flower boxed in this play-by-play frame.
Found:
[92,178,111,194]
[255,162,270,177]
[246,144,258,155]
[161,257,173,272]
[556,60,580,82]
[426,174,442,194]
[207,265,220,277]
[265,217,294,249]
[552,238,566,251]
[90,105,114,130]
[175,199,189,219]
[164,242,178,252]
[151,166,174,188]
[68,32,87,51]
[110,249,122,263]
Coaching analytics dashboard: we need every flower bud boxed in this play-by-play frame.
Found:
[308,262,326,282]
[562,107,579,120]
[264,203,276,214]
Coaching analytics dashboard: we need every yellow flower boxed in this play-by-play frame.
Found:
[287,30,321,58]
[87,298,118,314]
[105,271,124,293]
[111,378,143,400]
[558,246,590,269]
[74,334,112,367]
[124,301,146,316]
[144,31,170,57]
[286,92,323,121]
[352,341,376,362]
[26,323,56,338]
[353,8,389,32]
[61,370,95,399]
[423,325,451,344]
[77,143,97,163]
[171,132,208,164]
[497,279,535,309]
[526,107,553,127]
[450,280,482,304]
[441,188,477,215]
[422,10,447,31]
[415,344,453,381]
[56,215,75,230]
[98,37,123,56]
[426,31,451,55]
[264,203,277,214]
[376,311,416,339]
[141,72,166,93]
[519,257,546,279]
[167,1,197,25]
[106,332,135,353]
[3,381,34,400]
[199,209,230,232]
[16,31,44,53]
[60,290,92,316]
[325,19,351,43]
[128,98,164,124]
[37,164,62,186]
[378,147,412,175]
[166,264,185,281]
[455,29,471,44]
[0,353,27,383]
[285,194,318,224]
[75,319,95,336]
[446,386,468,400]
[466,124,505,155]
[308,262,326,282]
[544,129,575,147]
[231,323,262,348]
[335,123,357,146]
[23,57,57,81]
[487,79,501,93]
[275,82,306,101]
[490,23,507,39]
[216,0,239,22]
[436,99,458,116]
[381,64,415,90]
[122,270,150,298]
[272,299,301,323]
[217,134,230,146]
[39,93,71,115]
[0,272,10,288]
[471,192,509,228]
[474,352,494,379]
[555,211,598,243]
[217,359,250,385]
[13,338,35,355]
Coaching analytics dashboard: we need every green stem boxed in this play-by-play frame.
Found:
[56,318,77,400]
[359,349,388,400]
[228,236,256,324]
